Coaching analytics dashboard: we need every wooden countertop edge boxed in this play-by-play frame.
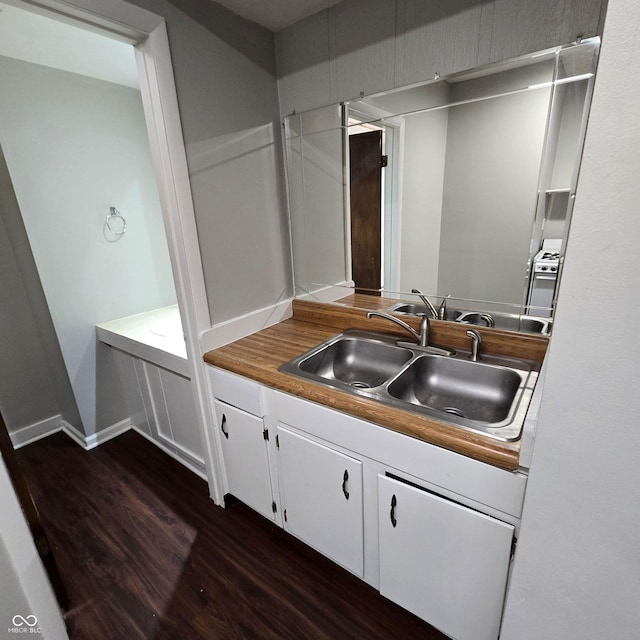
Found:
[203,318,521,472]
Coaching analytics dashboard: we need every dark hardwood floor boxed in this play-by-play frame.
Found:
[16,431,446,639]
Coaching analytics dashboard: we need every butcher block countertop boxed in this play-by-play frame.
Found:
[203,297,549,472]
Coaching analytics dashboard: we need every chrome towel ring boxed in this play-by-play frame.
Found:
[106,206,127,237]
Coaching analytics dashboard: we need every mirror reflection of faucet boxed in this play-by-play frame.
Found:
[410,288,438,319]
[438,295,450,320]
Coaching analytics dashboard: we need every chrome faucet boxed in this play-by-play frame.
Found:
[466,329,482,361]
[411,288,438,319]
[366,310,456,356]
[479,313,495,328]
[366,310,429,347]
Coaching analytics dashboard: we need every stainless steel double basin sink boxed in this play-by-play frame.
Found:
[278,330,539,441]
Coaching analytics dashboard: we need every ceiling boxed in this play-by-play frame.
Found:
[212,0,344,32]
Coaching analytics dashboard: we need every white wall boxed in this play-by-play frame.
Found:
[0,56,177,436]
[501,0,640,636]
[0,456,68,639]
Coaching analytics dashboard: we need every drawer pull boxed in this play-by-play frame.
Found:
[220,414,229,439]
[342,469,350,500]
[390,494,397,528]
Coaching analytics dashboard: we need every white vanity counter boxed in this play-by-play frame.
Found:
[96,304,188,376]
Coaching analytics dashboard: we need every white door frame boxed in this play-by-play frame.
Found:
[8,0,223,503]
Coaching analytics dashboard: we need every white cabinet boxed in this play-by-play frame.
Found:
[378,474,514,640]
[206,372,525,635]
[277,425,364,577]
[214,400,275,521]
[142,362,204,466]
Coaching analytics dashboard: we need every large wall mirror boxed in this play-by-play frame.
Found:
[284,38,600,335]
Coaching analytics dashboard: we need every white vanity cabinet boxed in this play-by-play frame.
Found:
[206,366,527,636]
[276,425,364,577]
[208,368,275,521]
[378,474,514,640]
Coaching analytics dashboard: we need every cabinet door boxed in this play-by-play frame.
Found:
[159,368,203,461]
[277,426,363,577]
[215,401,274,521]
[378,475,514,640]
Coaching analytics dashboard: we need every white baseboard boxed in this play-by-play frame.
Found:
[9,415,64,449]
[132,425,207,480]
[10,416,132,451]
[9,415,206,481]
[83,418,132,450]
[200,298,292,352]
[59,420,87,448]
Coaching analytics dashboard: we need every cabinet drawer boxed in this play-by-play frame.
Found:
[208,367,263,417]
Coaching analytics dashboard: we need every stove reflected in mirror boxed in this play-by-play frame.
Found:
[284,38,600,335]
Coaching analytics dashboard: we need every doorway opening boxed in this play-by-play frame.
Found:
[347,110,402,296]
[0,0,217,492]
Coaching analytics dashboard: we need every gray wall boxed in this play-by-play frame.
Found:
[275,0,604,305]
[438,66,552,306]
[365,82,450,296]
[501,0,640,636]
[129,0,292,323]
[397,106,449,296]
[286,106,346,295]
[0,147,81,433]
[0,56,176,436]
[275,0,604,117]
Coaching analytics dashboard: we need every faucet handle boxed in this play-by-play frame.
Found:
[417,313,430,347]
[466,329,482,361]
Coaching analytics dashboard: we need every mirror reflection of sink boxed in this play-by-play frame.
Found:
[456,311,550,334]
[387,303,550,335]
[519,317,550,333]
[279,329,538,442]
[386,355,523,424]
[298,333,412,389]
[387,302,461,321]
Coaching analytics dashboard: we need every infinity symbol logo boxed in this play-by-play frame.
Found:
[12,615,38,627]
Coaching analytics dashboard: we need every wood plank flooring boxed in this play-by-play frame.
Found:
[16,431,447,639]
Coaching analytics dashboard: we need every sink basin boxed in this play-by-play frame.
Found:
[387,355,523,424]
[297,333,412,389]
[278,329,538,441]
